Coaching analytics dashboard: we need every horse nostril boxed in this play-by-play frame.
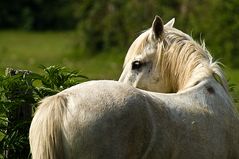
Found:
[132,61,142,70]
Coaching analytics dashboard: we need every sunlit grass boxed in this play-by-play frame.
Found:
[0,30,126,80]
[0,30,74,73]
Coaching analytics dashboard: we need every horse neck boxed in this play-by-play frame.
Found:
[160,42,213,92]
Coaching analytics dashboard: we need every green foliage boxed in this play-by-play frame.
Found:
[0,66,87,158]
[229,83,238,104]
[0,71,36,158]
[0,0,76,30]
[1,0,239,68]
[72,0,239,68]
[33,65,88,98]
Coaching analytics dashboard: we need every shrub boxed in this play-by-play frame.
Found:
[0,66,87,158]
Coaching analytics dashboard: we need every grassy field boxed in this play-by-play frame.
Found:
[0,30,126,80]
[0,30,238,101]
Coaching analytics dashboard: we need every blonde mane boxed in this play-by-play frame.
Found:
[124,27,228,93]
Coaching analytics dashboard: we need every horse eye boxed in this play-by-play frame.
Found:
[132,61,143,70]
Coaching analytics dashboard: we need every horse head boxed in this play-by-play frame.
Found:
[119,15,228,93]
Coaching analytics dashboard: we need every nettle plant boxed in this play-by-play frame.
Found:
[0,66,87,159]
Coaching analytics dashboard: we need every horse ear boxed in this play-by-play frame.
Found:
[152,15,164,40]
[164,18,175,27]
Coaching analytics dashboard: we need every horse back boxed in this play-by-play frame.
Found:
[59,80,156,159]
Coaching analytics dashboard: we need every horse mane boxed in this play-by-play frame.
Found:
[124,27,228,93]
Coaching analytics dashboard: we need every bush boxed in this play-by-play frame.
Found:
[0,66,87,158]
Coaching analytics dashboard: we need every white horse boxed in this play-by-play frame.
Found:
[29,80,239,159]
[119,16,227,93]
[29,16,239,159]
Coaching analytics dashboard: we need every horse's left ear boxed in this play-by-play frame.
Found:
[152,15,164,40]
